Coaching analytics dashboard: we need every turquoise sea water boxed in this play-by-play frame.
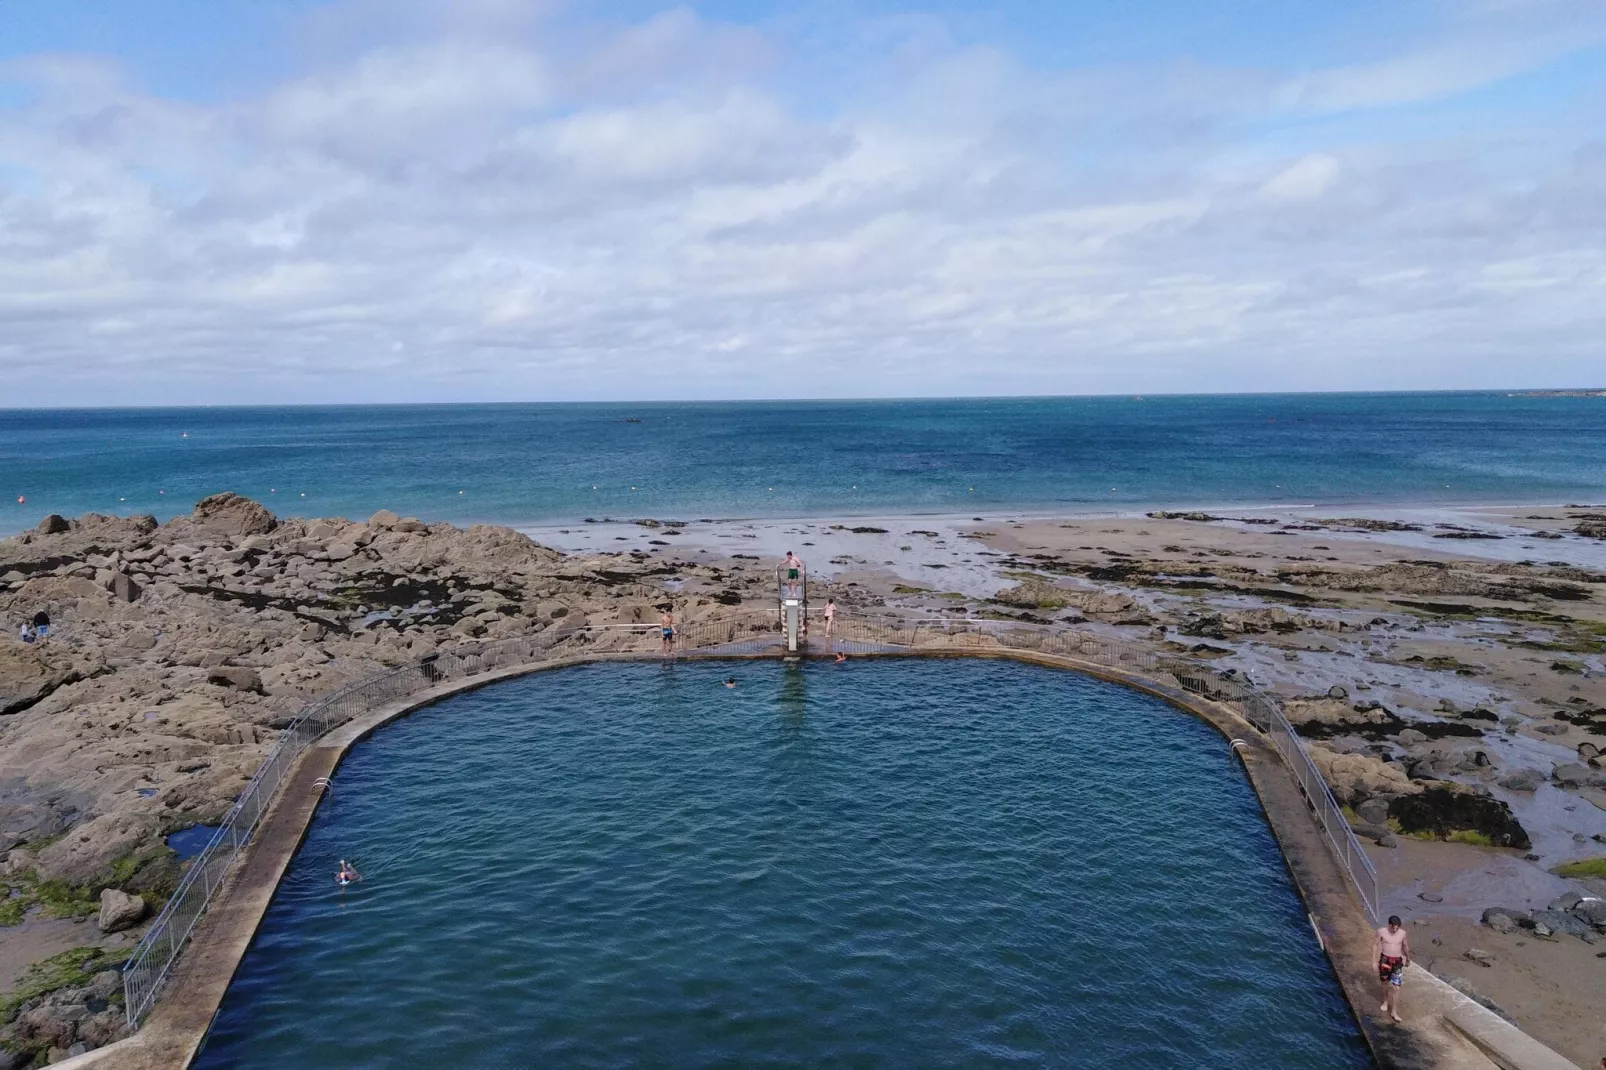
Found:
[3,393,1605,534]
[195,659,1370,1069]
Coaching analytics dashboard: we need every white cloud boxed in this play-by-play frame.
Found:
[0,1,1604,404]
[1260,154,1341,201]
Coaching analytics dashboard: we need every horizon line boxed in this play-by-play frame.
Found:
[3,386,1604,412]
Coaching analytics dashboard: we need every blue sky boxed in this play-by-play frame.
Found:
[2,0,1604,404]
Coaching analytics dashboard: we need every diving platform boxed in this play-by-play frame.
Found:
[776,556,807,653]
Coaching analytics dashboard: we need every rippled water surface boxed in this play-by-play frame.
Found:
[197,660,1370,1069]
[8,393,1606,534]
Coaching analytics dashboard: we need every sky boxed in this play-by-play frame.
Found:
[1,0,1604,405]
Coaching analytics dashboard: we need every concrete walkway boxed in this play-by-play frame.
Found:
[55,647,1580,1069]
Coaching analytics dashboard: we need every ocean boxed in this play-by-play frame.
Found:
[3,393,1604,534]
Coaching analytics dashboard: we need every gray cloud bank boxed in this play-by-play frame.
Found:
[2,0,1604,405]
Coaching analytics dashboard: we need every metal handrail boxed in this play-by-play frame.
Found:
[122,612,1377,1027]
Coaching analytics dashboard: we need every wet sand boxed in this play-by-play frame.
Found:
[0,915,134,991]
[1412,913,1606,1068]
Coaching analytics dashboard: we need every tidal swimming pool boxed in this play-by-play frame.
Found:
[196,659,1370,1069]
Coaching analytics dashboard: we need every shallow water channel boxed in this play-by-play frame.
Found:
[196,658,1370,1068]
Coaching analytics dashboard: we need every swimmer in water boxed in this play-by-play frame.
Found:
[337,859,360,886]
[834,652,847,664]
[724,677,737,688]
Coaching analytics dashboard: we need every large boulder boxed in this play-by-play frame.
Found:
[189,493,277,537]
[107,572,142,603]
[206,666,263,693]
[1306,744,1421,804]
[76,512,158,539]
[1529,908,1594,940]
[32,811,160,887]
[1389,786,1530,849]
[1482,907,1523,934]
[0,799,69,854]
[1572,898,1606,928]
[995,578,1076,610]
[1346,819,1397,847]
[1355,797,1391,826]
[1498,768,1545,792]
[98,888,147,933]
[1404,741,1494,780]
[35,514,71,535]
[74,1008,130,1048]
[1552,762,1592,788]
[14,1004,79,1050]
[0,643,102,717]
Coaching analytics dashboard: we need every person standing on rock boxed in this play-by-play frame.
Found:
[1374,915,1411,1023]
[31,609,49,641]
[19,621,36,644]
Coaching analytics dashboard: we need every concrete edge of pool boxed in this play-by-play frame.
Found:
[59,650,1579,1070]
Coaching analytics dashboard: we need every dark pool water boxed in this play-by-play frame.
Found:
[196,659,1370,1069]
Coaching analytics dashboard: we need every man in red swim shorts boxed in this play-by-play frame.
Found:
[1374,914,1411,1023]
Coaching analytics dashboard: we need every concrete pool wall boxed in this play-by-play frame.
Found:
[57,632,1579,1070]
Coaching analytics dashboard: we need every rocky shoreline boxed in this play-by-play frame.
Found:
[3,495,1605,1066]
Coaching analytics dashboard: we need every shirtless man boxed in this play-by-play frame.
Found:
[337,859,360,886]
[824,598,837,636]
[660,609,676,654]
[1374,915,1411,1022]
[782,551,804,599]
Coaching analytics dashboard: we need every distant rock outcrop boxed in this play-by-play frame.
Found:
[188,492,279,537]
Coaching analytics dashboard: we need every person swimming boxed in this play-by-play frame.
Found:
[724,677,737,688]
[337,859,361,886]
[834,652,847,664]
